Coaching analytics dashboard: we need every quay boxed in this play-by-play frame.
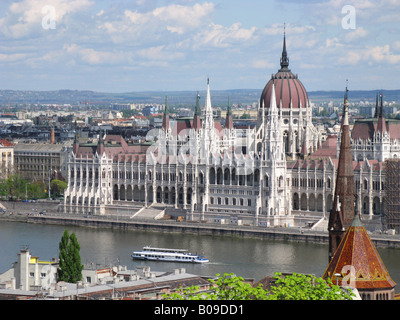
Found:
[25,214,400,249]
[1,200,400,249]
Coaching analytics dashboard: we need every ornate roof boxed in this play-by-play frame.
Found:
[260,32,308,109]
[323,214,396,291]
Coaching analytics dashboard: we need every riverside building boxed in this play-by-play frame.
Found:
[63,34,400,229]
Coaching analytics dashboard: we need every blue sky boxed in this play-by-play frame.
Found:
[1,0,400,93]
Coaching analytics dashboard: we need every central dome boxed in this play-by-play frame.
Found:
[260,33,309,109]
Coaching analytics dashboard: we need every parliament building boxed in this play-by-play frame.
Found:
[63,34,400,229]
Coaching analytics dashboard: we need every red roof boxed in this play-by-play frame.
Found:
[309,135,338,160]
[323,215,396,291]
[260,70,308,109]
[0,139,13,147]
[352,118,400,141]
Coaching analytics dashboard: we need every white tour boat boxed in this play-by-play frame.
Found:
[131,246,209,263]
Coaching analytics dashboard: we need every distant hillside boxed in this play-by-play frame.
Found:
[1,88,400,107]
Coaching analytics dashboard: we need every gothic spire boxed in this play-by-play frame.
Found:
[328,85,355,261]
[204,77,214,131]
[163,95,169,116]
[162,96,170,130]
[97,130,105,156]
[193,92,201,130]
[194,92,201,116]
[205,77,212,112]
[377,92,387,133]
[279,24,290,71]
[374,92,379,118]
[225,97,234,129]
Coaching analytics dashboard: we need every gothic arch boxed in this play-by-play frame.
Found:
[363,196,369,215]
[133,185,140,201]
[300,193,307,211]
[224,168,230,185]
[120,185,126,201]
[317,194,323,212]
[209,167,215,184]
[373,196,381,215]
[164,187,169,204]
[217,168,223,184]
[309,193,315,211]
[113,184,119,201]
[156,186,162,203]
[126,185,133,201]
[293,193,299,210]
[326,194,333,212]
[148,186,153,203]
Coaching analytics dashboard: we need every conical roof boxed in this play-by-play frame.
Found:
[323,214,396,290]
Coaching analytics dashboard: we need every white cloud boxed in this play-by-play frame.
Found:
[137,45,185,62]
[0,0,94,38]
[153,3,214,34]
[194,22,257,49]
[325,37,343,48]
[0,53,27,62]
[101,2,214,43]
[343,26,368,42]
[338,43,400,65]
[261,23,315,36]
[64,44,130,65]
[251,60,274,69]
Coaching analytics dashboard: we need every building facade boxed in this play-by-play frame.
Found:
[14,143,65,182]
[0,139,13,179]
[63,35,399,228]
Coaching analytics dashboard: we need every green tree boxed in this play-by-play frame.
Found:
[50,179,67,198]
[163,272,354,300]
[266,272,354,300]
[29,180,47,199]
[2,174,28,200]
[57,229,83,283]
[164,273,266,300]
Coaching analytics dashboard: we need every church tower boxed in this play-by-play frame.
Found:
[323,214,396,299]
[328,86,355,261]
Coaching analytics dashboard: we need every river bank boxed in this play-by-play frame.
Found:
[3,210,400,250]
[1,200,400,249]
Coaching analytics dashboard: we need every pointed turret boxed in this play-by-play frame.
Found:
[328,85,355,261]
[279,25,290,71]
[225,97,234,129]
[162,96,170,130]
[269,81,278,111]
[193,92,201,130]
[203,77,214,131]
[72,131,79,155]
[374,92,379,118]
[97,131,105,156]
[205,78,212,113]
[377,93,387,134]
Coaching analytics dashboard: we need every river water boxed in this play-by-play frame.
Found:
[1,220,399,292]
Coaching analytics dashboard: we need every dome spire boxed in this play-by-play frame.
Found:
[279,23,290,71]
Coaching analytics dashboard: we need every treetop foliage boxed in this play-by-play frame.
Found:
[163,272,355,300]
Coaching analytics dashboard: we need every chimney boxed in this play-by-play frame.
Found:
[50,128,55,144]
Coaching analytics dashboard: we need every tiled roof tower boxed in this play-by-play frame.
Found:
[323,214,396,300]
[328,86,355,261]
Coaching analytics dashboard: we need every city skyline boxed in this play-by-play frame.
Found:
[1,0,400,93]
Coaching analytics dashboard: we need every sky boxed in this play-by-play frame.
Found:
[1,0,400,93]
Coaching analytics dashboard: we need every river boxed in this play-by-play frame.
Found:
[1,220,399,292]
